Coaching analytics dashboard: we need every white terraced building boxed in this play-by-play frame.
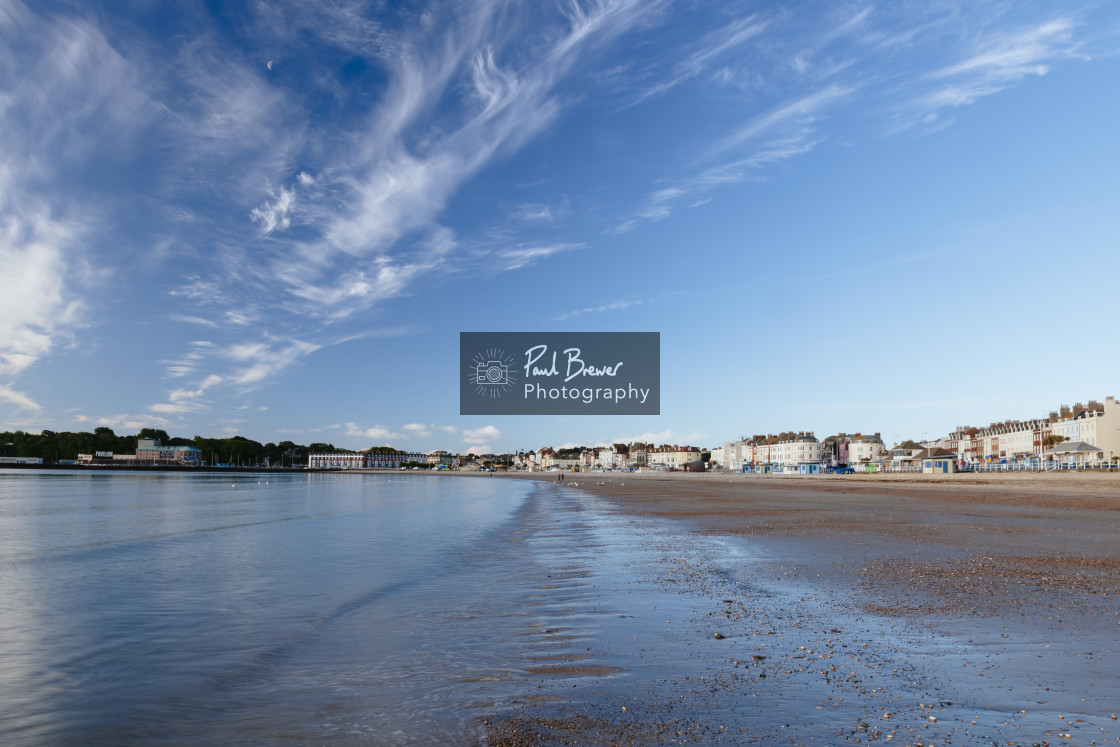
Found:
[308,450,427,469]
[947,396,1120,463]
[846,435,885,464]
[647,445,702,470]
[746,433,821,468]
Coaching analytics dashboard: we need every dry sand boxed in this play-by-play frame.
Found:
[481,471,1120,745]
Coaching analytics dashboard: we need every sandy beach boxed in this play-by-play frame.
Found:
[482,471,1120,745]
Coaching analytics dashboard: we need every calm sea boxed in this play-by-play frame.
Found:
[0,470,546,745]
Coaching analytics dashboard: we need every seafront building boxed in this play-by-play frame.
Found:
[747,433,822,471]
[508,442,685,471]
[821,433,885,467]
[594,443,632,469]
[706,395,1118,472]
[945,397,1119,465]
[714,433,822,471]
[647,445,702,470]
[308,449,427,469]
[426,450,454,467]
[134,438,203,466]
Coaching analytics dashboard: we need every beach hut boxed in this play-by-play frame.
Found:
[921,458,956,474]
[798,463,820,475]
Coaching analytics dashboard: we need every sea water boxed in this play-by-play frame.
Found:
[0,470,542,745]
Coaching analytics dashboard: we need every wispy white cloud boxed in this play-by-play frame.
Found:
[616,85,850,231]
[148,403,196,415]
[712,84,852,155]
[788,5,874,76]
[634,15,770,103]
[249,0,667,322]
[169,314,219,328]
[497,243,585,271]
[551,298,643,322]
[250,185,297,234]
[167,277,226,305]
[0,3,155,379]
[0,209,86,377]
[250,1,394,63]
[161,341,214,380]
[0,384,40,411]
[889,18,1081,133]
[166,33,304,199]
[221,338,321,388]
[74,412,170,432]
[152,337,317,415]
[148,385,212,415]
[613,6,1097,233]
[516,203,556,222]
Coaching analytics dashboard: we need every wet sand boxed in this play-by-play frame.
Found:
[482,472,1120,745]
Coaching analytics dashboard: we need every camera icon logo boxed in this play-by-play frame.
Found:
[469,348,517,399]
[477,361,509,385]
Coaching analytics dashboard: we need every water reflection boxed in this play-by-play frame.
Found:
[0,472,534,744]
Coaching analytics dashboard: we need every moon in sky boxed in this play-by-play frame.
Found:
[266,60,273,71]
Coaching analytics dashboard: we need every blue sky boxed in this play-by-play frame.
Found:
[2,0,1119,454]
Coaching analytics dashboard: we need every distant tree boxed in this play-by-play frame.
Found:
[94,426,116,438]
[221,436,264,466]
[137,428,170,442]
[1042,435,1066,451]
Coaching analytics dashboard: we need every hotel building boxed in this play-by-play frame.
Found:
[308,450,427,469]
[744,432,822,469]
[134,438,203,465]
[647,445,702,470]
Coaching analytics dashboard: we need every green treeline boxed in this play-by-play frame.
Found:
[0,427,348,466]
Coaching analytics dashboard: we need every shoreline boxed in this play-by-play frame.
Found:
[483,472,1120,744]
